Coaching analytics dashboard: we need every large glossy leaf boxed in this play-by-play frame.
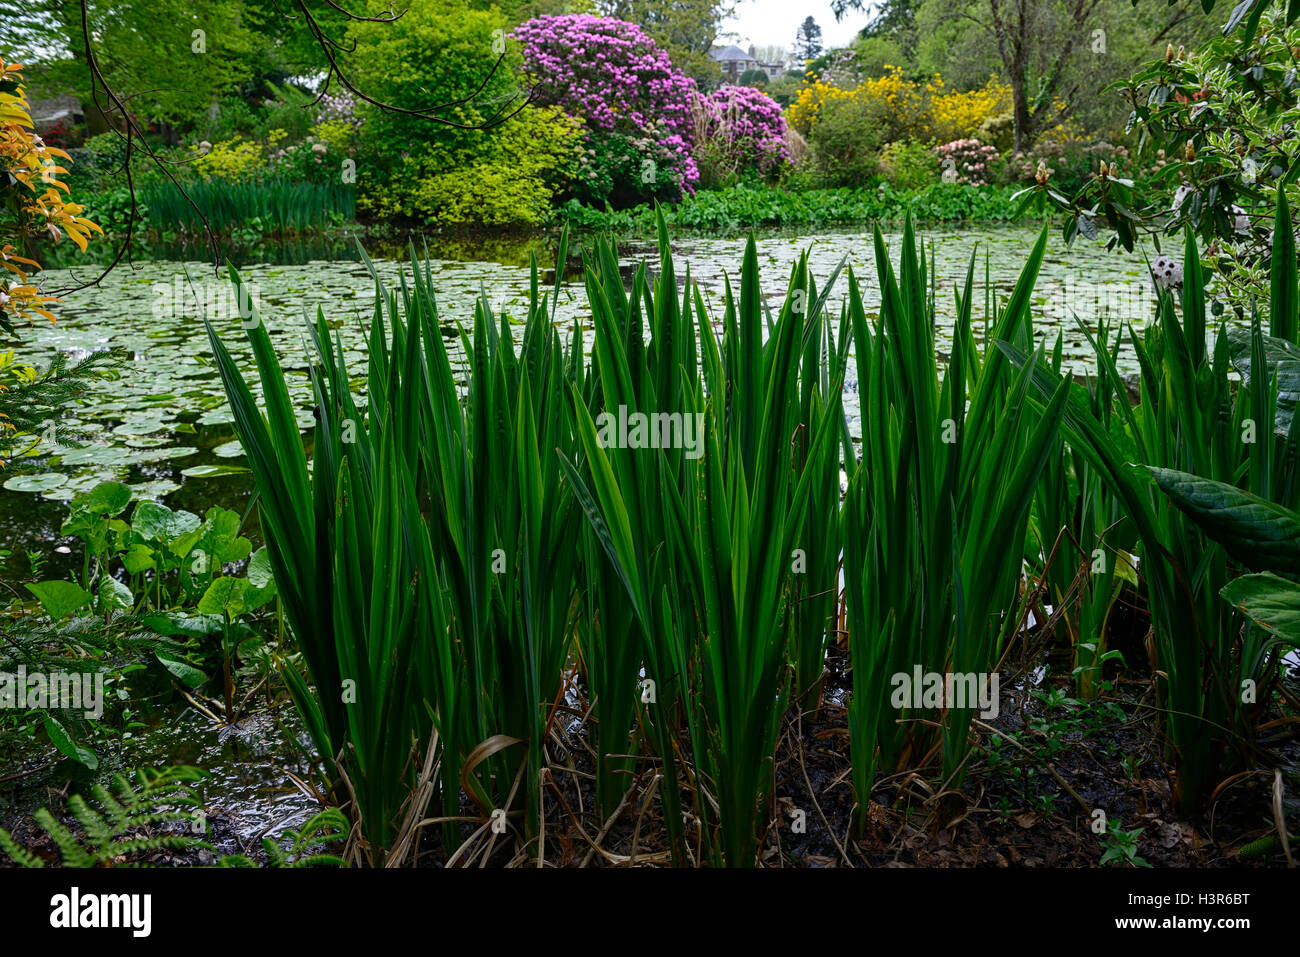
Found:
[1221,573,1300,644]
[44,716,98,769]
[1149,468,1300,572]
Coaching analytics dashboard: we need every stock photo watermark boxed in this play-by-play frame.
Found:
[0,666,104,719]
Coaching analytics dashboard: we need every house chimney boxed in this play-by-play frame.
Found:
[748,45,755,57]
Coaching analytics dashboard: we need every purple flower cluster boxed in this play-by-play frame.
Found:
[699,85,791,177]
[513,14,699,191]
[934,138,999,186]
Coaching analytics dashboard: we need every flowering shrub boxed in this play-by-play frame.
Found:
[928,77,1012,144]
[934,139,999,186]
[692,85,790,187]
[513,14,699,204]
[311,90,361,155]
[315,90,360,128]
[788,66,928,142]
[264,130,348,181]
[790,70,1011,153]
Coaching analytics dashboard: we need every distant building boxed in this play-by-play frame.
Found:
[710,45,785,83]
[28,95,83,133]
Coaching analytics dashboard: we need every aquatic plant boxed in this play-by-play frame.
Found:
[999,190,1300,811]
[842,220,1069,825]
[139,177,354,236]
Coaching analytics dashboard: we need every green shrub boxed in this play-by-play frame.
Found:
[347,1,522,180]
[978,111,1015,152]
[879,140,940,190]
[398,105,579,226]
[81,187,140,235]
[190,94,263,144]
[343,0,579,222]
[806,96,887,187]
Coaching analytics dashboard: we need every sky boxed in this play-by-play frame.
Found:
[720,0,877,53]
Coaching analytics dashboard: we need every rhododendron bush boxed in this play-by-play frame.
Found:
[934,139,999,186]
[693,85,791,187]
[513,14,699,206]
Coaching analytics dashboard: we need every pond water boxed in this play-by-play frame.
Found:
[2,224,1165,569]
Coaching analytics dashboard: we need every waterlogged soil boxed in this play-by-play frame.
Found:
[0,682,322,866]
[392,641,1299,868]
[2,627,1296,868]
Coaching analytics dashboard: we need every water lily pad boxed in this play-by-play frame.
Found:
[4,473,68,493]
[58,445,136,467]
[129,479,181,500]
[181,464,251,478]
[212,439,246,458]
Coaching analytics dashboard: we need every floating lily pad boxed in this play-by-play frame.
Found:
[181,464,251,478]
[4,473,69,493]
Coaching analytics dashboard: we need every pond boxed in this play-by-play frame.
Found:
[2,224,1164,570]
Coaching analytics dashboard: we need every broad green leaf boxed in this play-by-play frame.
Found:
[72,481,132,517]
[96,577,133,613]
[155,652,207,688]
[246,546,274,588]
[1149,468,1300,573]
[25,580,93,619]
[2,473,67,493]
[121,543,156,575]
[43,716,98,769]
[198,577,249,620]
[142,612,223,637]
[1221,573,1300,645]
[183,462,253,478]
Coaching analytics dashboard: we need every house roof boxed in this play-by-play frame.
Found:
[710,45,756,63]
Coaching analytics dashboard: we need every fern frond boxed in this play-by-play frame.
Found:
[1,766,211,867]
[35,809,93,868]
[0,826,45,867]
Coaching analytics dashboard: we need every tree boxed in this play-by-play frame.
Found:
[1,0,531,277]
[599,0,736,87]
[835,0,1210,151]
[738,67,768,86]
[853,0,919,60]
[794,16,823,63]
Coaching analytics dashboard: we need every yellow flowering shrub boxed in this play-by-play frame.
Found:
[789,69,924,138]
[928,75,1012,143]
[789,68,1011,149]
[191,137,262,180]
